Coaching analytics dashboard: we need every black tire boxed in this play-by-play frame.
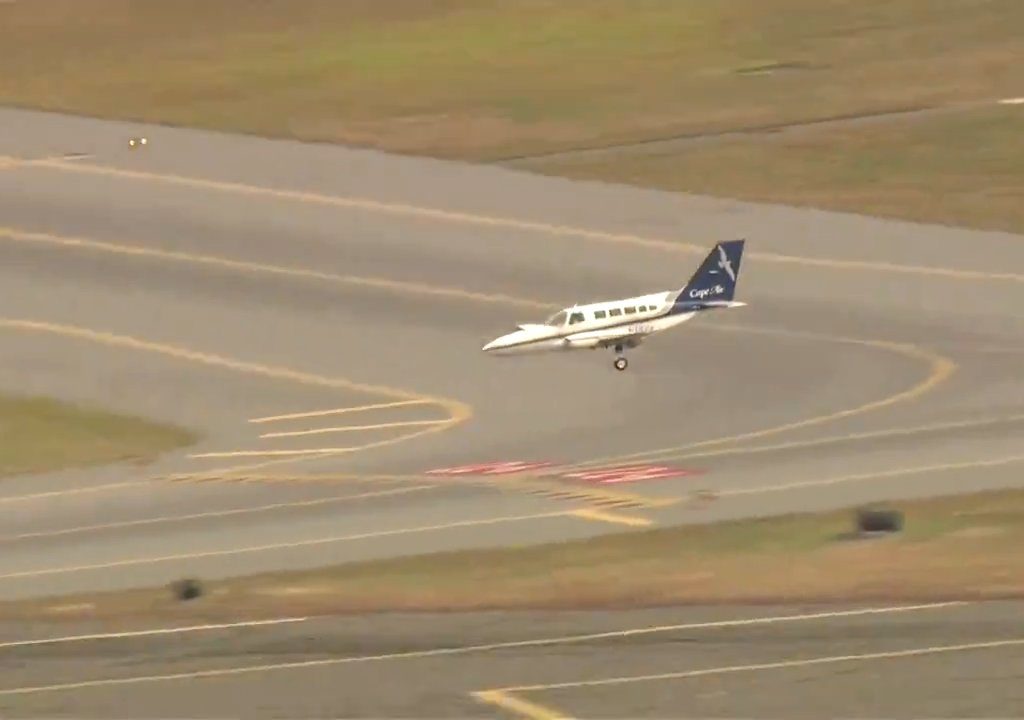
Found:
[170,577,204,601]
[614,357,628,371]
[856,507,903,534]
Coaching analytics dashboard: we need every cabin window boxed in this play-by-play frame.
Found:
[594,310,607,319]
[569,312,585,324]
[545,310,568,326]
[609,308,622,316]
[638,305,646,312]
[624,306,636,314]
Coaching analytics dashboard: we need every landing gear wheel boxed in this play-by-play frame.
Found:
[614,356,628,371]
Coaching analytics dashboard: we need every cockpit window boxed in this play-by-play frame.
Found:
[545,310,568,326]
[569,312,585,324]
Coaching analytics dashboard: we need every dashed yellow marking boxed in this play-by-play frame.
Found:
[249,400,432,423]
[493,476,678,510]
[567,508,653,527]
[259,419,448,439]
[472,690,567,720]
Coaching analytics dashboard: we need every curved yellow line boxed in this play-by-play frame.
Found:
[0,319,472,472]
[0,228,957,480]
[563,326,956,471]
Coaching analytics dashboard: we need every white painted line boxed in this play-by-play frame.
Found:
[0,510,569,579]
[0,480,152,504]
[0,617,308,650]
[661,412,1024,464]
[249,400,431,423]
[0,602,963,695]
[259,419,447,439]
[719,453,1024,497]
[0,485,435,542]
[998,97,1024,105]
[502,636,1024,692]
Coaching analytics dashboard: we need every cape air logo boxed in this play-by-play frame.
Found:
[717,244,736,282]
[689,284,724,299]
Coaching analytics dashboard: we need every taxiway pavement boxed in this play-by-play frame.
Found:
[0,105,1022,716]
[0,600,1020,717]
[0,106,1023,600]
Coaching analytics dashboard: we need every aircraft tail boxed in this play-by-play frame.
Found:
[671,239,745,311]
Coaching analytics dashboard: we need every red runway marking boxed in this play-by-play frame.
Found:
[425,461,554,476]
[561,465,698,484]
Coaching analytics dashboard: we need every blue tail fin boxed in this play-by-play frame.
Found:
[671,239,745,312]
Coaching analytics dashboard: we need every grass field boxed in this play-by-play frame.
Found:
[531,105,1024,234]
[9,486,1023,622]
[0,394,197,478]
[1,1,1021,231]
[2,0,1021,159]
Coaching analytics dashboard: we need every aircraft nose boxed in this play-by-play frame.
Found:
[483,332,515,353]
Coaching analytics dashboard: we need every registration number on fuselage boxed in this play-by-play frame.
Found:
[628,323,654,334]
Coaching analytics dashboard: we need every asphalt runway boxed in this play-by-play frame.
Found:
[0,600,1021,718]
[1,106,1023,715]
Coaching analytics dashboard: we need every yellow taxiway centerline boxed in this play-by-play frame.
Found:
[566,508,654,527]
[7,157,1024,283]
[258,419,448,439]
[0,226,960,487]
[0,317,470,480]
[249,400,433,423]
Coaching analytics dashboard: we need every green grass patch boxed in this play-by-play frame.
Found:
[10,487,1024,623]
[0,394,197,478]
[533,105,1024,235]
[1,0,1021,160]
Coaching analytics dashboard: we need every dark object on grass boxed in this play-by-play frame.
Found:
[171,578,203,601]
[856,507,904,535]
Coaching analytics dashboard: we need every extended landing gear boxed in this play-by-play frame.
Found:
[613,344,628,371]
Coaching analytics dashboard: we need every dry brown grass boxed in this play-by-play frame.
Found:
[0,394,196,479]
[533,105,1024,235]
[7,487,1024,624]
[2,1,1020,231]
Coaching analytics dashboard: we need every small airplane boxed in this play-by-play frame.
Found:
[482,238,746,371]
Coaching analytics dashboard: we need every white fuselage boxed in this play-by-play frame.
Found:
[482,290,697,355]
